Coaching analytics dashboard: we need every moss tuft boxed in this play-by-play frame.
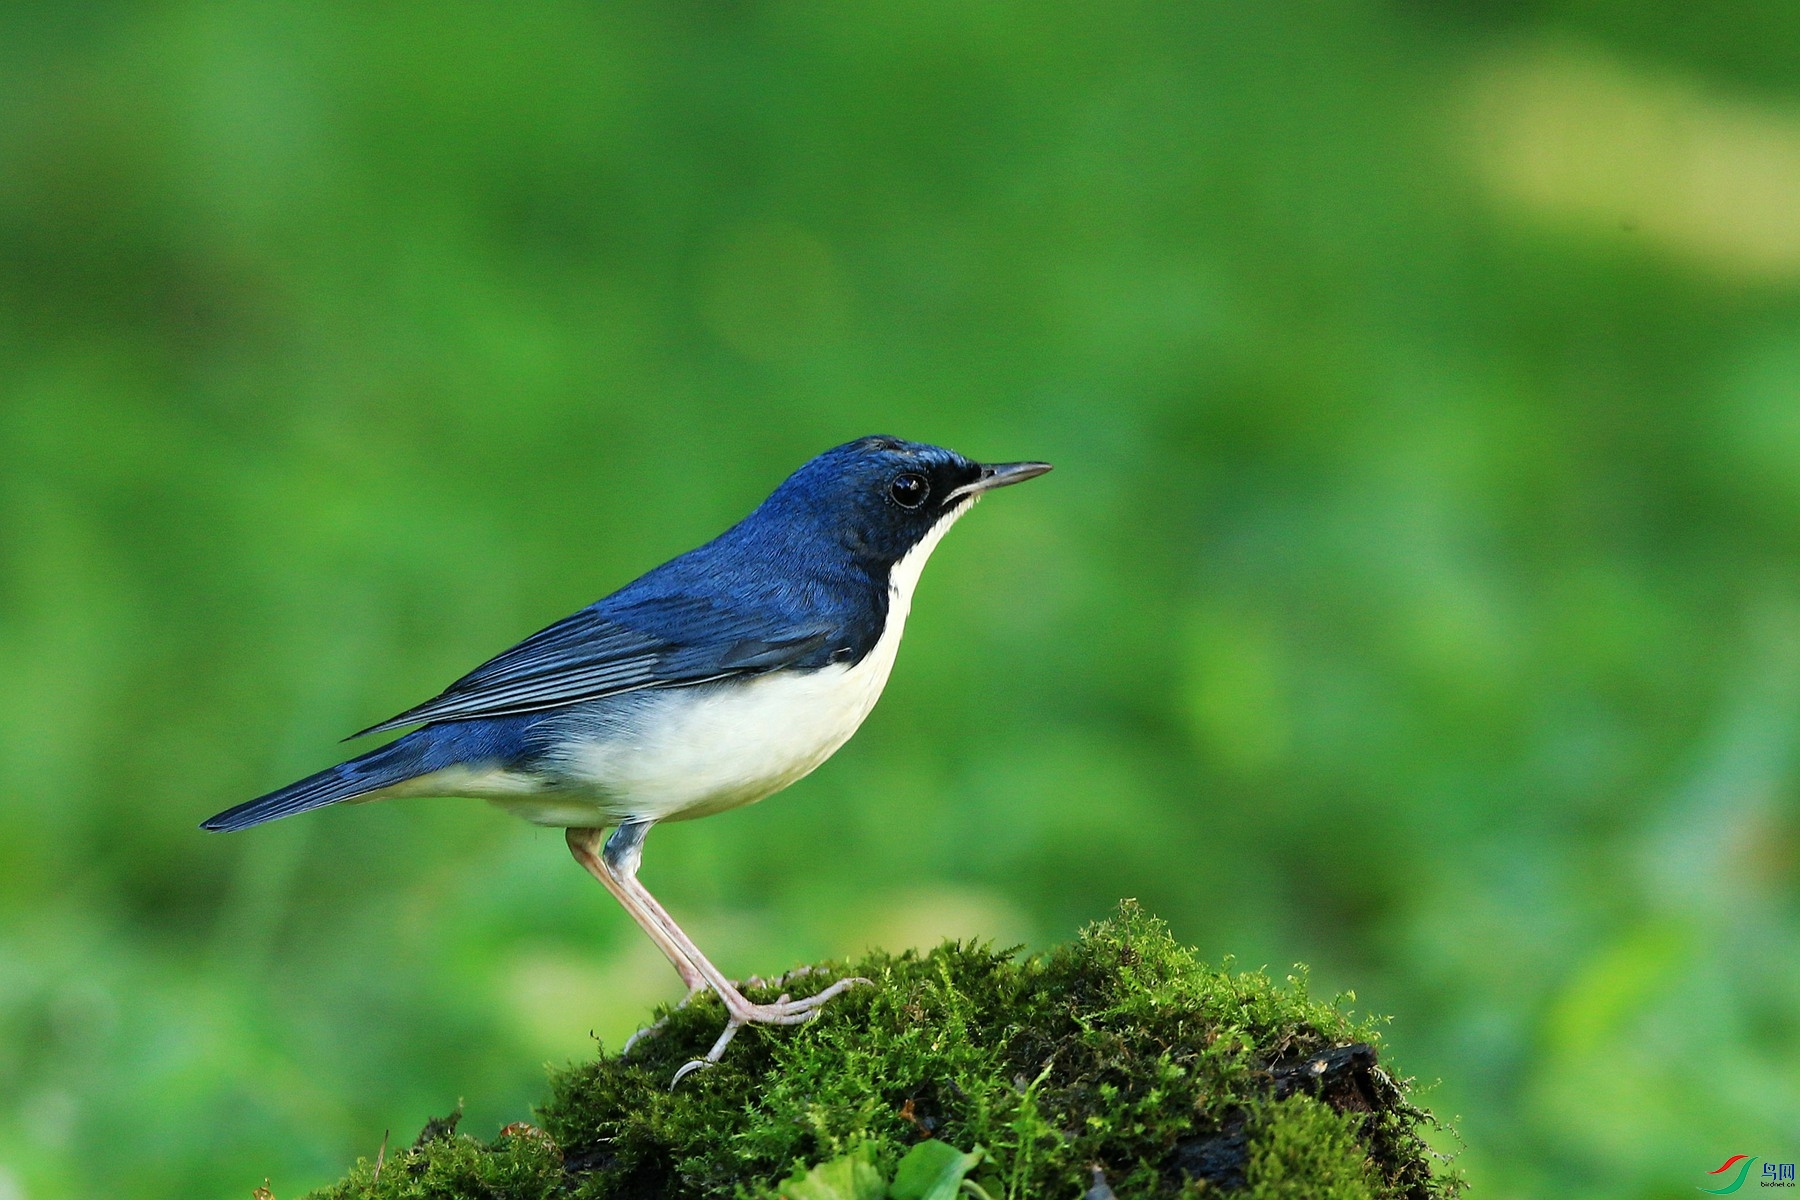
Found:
[313,1120,564,1199]
[1242,1097,1378,1200]
[306,903,1459,1199]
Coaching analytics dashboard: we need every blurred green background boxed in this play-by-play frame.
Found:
[2,1,1798,1196]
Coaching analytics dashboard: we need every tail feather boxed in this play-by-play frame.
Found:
[201,740,422,832]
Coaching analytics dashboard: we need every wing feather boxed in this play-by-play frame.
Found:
[347,599,841,738]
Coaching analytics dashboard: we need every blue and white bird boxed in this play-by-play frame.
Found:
[203,436,1050,1073]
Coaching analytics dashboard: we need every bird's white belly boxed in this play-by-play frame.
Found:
[551,641,900,823]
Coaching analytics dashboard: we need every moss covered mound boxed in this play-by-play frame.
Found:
[310,904,1459,1199]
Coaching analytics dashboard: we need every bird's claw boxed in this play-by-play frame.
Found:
[668,976,875,1086]
[670,1055,715,1086]
[622,982,709,1055]
[621,1020,664,1056]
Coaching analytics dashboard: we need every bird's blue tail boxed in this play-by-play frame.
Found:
[200,737,427,832]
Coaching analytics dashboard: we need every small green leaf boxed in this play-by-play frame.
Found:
[889,1140,989,1200]
[780,1143,888,1200]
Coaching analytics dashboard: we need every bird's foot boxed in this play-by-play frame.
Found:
[621,1021,663,1056]
[671,975,872,1086]
[621,982,709,1055]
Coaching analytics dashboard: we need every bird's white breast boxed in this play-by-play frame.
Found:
[485,497,975,827]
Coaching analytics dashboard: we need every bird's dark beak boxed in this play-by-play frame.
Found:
[947,460,1053,503]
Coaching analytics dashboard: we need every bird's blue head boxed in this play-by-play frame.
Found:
[753,436,1052,568]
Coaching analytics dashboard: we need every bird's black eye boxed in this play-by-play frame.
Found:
[888,472,929,509]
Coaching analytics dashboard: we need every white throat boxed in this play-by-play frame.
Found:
[886,496,976,626]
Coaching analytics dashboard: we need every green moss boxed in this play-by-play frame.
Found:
[1241,1097,1378,1200]
[306,903,1459,1200]
[311,1118,564,1200]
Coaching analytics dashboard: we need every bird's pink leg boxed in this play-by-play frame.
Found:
[567,827,705,995]
[578,821,870,1081]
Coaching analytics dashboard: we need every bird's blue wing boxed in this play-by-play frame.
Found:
[347,595,841,738]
